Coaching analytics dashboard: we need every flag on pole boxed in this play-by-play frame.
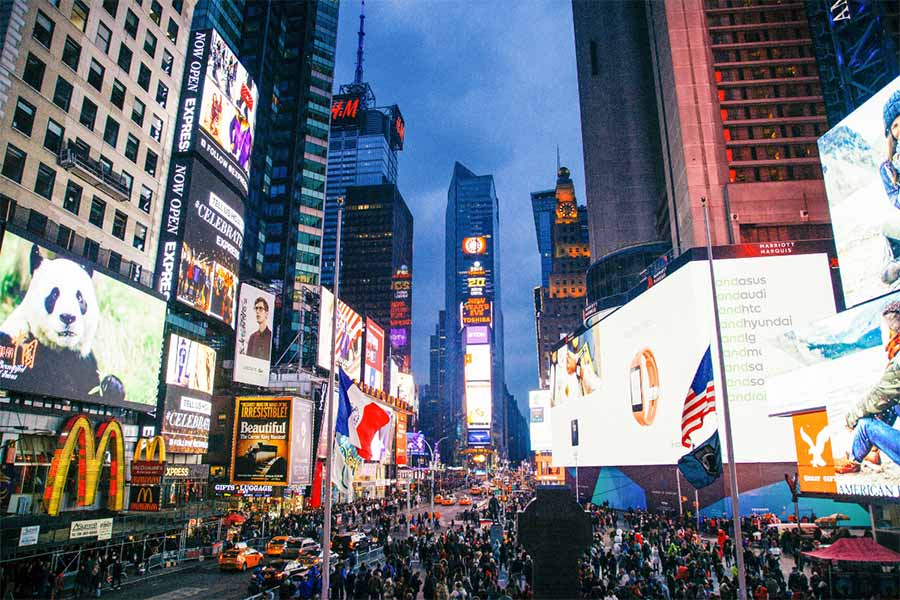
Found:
[337,368,390,460]
[681,346,716,448]
[678,430,723,488]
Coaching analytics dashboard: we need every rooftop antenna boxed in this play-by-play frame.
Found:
[556,145,561,171]
[354,0,366,85]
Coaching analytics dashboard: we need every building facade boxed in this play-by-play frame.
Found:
[191,0,244,55]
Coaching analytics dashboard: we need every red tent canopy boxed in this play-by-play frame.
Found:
[803,537,900,564]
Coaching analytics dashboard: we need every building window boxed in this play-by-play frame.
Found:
[111,79,126,109]
[172,0,184,15]
[27,211,48,236]
[166,18,179,44]
[82,238,99,262]
[143,31,157,58]
[99,155,113,174]
[131,98,145,126]
[103,116,119,147]
[121,171,133,196]
[125,134,139,162]
[57,225,74,250]
[12,98,37,136]
[23,53,46,91]
[103,0,118,17]
[108,251,122,273]
[112,210,127,240]
[161,49,173,76]
[124,9,139,39]
[149,0,163,25]
[139,185,152,213]
[150,114,163,142]
[79,98,98,131]
[133,222,147,251]
[33,10,55,49]
[155,81,168,107]
[63,180,83,214]
[137,63,151,91]
[70,0,90,32]
[96,21,112,54]
[117,43,133,73]
[88,59,105,91]
[44,119,64,154]
[53,77,74,111]
[1,144,26,183]
[89,196,106,227]
[34,163,56,200]
[144,149,158,176]
[62,37,81,71]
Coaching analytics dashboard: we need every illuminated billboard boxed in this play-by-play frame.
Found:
[465,380,492,429]
[160,335,216,453]
[818,75,900,308]
[467,429,491,446]
[766,291,900,498]
[390,265,412,367]
[529,390,552,452]
[465,325,490,345]
[233,283,274,386]
[389,105,405,150]
[331,94,361,125]
[232,396,291,485]
[364,317,385,391]
[0,231,166,411]
[465,345,492,381]
[289,397,314,486]
[462,237,487,255]
[550,253,836,467]
[461,297,492,326]
[317,288,362,380]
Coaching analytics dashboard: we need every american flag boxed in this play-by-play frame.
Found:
[681,346,716,448]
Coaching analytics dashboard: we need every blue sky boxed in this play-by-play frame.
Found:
[332,0,587,416]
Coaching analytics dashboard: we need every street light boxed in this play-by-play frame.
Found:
[421,435,449,517]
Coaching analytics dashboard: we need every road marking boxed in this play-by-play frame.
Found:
[143,587,209,600]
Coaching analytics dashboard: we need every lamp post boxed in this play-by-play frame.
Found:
[422,435,449,517]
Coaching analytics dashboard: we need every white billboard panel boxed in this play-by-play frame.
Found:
[464,344,492,382]
[529,390,552,452]
[465,380,492,429]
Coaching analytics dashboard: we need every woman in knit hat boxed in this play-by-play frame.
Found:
[879,88,900,285]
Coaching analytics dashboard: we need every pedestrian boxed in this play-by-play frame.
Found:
[112,557,123,590]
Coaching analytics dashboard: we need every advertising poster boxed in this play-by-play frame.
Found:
[232,396,291,485]
[396,413,408,466]
[393,371,415,410]
[529,390,552,452]
[70,518,113,541]
[767,291,900,498]
[233,283,274,386]
[465,345,492,381]
[461,297,492,326]
[0,231,166,411]
[364,317,385,391]
[128,485,161,512]
[317,288,362,380]
[465,325,490,345]
[550,254,835,467]
[467,429,490,446]
[160,335,215,453]
[197,30,258,195]
[289,397,314,486]
[818,75,900,308]
[175,165,244,328]
[465,381,492,429]
[390,265,412,368]
[407,432,427,456]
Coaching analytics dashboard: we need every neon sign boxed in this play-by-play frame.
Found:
[43,416,125,517]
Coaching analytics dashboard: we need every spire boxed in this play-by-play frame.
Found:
[556,145,560,171]
[354,0,366,84]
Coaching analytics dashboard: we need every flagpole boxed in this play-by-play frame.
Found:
[322,196,344,600]
[675,467,683,517]
[702,197,748,600]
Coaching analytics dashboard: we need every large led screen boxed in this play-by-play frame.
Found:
[198,30,257,195]
[289,397,314,486]
[161,334,216,453]
[466,380,492,429]
[766,291,900,498]
[392,370,415,410]
[529,390,552,452]
[317,288,362,380]
[550,254,836,467]
[364,317,385,392]
[232,396,291,485]
[233,283,274,387]
[464,344,492,382]
[818,75,900,308]
[0,231,166,410]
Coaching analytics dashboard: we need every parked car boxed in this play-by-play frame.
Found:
[219,544,264,571]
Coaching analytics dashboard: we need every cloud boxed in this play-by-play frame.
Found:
[333,1,586,418]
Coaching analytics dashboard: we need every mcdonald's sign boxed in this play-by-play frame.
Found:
[43,416,125,517]
[131,436,166,486]
[128,485,161,512]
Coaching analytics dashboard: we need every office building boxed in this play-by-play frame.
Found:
[531,188,556,288]
[338,183,413,376]
[239,0,339,368]
[445,161,507,457]
[191,0,244,55]
[532,167,590,389]
[0,0,194,286]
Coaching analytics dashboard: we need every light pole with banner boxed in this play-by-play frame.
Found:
[421,435,449,517]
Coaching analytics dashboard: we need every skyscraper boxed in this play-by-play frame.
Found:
[445,162,506,458]
[530,188,556,288]
[191,0,245,55]
[239,0,339,368]
[532,167,590,389]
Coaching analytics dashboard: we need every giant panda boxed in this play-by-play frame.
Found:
[0,244,125,403]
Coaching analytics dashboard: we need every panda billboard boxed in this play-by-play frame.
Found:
[0,230,167,410]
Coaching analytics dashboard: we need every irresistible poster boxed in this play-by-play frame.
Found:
[364,317,385,392]
[0,231,166,411]
[233,283,274,386]
[160,335,216,454]
[232,396,291,485]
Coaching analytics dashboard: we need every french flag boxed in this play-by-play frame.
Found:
[336,368,390,461]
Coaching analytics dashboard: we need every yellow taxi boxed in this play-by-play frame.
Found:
[218,543,264,571]
[441,495,457,506]
[434,494,444,504]
[470,486,482,496]
[265,536,291,557]
[459,495,473,506]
